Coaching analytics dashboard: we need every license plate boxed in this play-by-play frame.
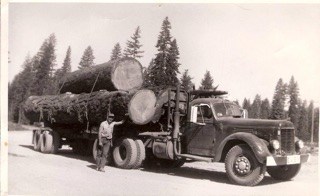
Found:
[287,155,300,165]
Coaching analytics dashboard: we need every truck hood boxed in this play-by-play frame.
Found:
[217,117,294,130]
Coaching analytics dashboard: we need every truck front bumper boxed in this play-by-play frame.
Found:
[266,154,310,166]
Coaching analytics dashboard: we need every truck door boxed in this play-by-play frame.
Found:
[184,104,216,157]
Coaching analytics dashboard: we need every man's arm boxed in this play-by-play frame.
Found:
[113,120,124,125]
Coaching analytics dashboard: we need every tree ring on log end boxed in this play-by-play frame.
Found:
[111,58,143,91]
[128,90,157,125]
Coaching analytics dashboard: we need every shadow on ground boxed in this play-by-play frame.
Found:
[19,144,281,186]
[141,165,280,186]
[19,144,95,164]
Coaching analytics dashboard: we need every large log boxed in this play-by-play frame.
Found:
[24,91,132,126]
[127,88,187,125]
[128,90,157,125]
[59,57,143,94]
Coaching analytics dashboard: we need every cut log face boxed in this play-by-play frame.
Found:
[128,90,157,125]
[112,59,143,91]
[59,57,143,94]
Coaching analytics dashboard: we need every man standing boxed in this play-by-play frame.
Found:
[96,115,124,172]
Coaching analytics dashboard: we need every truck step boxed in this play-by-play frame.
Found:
[178,154,213,162]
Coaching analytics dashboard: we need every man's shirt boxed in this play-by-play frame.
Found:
[99,120,122,139]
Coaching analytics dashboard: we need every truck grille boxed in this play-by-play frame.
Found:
[281,129,295,154]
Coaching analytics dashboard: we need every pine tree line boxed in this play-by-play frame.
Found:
[241,77,319,143]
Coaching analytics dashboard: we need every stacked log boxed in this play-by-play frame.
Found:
[59,57,143,94]
[24,91,132,126]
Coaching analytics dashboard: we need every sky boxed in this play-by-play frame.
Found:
[8,3,320,105]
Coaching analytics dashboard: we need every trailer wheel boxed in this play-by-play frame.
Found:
[93,139,99,162]
[51,131,60,154]
[33,130,42,151]
[40,131,53,153]
[267,164,301,180]
[225,144,266,186]
[113,138,138,169]
[132,139,146,169]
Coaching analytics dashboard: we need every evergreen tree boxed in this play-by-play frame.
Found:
[110,43,122,61]
[251,94,262,118]
[297,100,309,140]
[260,98,271,119]
[79,46,95,69]
[307,101,314,134]
[61,46,72,74]
[270,78,287,119]
[242,98,252,118]
[142,59,155,88]
[288,76,300,128]
[199,70,217,90]
[9,55,35,122]
[32,34,57,95]
[313,107,319,143]
[166,39,180,85]
[55,46,72,79]
[148,17,176,87]
[123,26,144,59]
[307,102,319,143]
[180,69,194,91]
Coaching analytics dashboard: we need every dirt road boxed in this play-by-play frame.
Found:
[8,130,319,196]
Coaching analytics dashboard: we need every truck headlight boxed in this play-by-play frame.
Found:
[295,140,304,149]
[270,140,280,150]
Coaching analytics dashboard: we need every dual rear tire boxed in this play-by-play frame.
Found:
[33,130,60,154]
[93,138,146,169]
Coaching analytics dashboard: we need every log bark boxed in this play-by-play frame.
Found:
[59,57,143,94]
[24,91,132,126]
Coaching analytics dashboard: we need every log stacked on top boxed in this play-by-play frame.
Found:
[59,57,143,94]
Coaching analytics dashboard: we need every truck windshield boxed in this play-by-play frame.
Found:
[213,103,242,118]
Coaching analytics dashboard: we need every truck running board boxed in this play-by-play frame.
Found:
[178,154,214,162]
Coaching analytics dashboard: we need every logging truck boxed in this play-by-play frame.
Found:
[30,86,310,186]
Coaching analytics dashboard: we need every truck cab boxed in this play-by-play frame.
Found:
[177,92,310,186]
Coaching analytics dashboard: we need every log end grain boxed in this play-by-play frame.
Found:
[128,90,157,125]
[111,58,143,91]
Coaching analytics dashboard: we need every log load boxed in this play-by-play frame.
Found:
[59,57,143,94]
[24,91,132,126]
[24,89,161,127]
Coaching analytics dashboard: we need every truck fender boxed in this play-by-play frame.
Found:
[214,132,271,164]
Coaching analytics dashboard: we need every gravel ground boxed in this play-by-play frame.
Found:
[8,130,319,196]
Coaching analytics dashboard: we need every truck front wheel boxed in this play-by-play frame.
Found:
[225,144,266,186]
[267,164,301,180]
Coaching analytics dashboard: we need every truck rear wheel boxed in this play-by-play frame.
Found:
[132,139,146,169]
[113,138,138,169]
[40,131,53,153]
[51,131,60,154]
[225,144,266,186]
[267,164,301,180]
[33,130,42,151]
